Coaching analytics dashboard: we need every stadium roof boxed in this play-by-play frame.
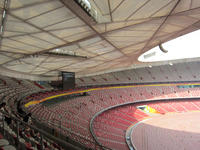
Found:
[0,0,200,79]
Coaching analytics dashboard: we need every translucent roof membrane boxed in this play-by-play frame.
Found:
[138,29,200,62]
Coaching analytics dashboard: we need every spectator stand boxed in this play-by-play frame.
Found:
[0,110,82,150]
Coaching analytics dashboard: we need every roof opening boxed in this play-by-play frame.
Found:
[138,29,200,62]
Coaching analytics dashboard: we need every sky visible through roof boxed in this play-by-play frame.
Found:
[138,29,200,62]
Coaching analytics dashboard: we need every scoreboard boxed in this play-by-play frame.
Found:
[62,72,75,90]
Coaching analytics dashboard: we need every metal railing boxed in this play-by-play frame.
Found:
[0,110,83,150]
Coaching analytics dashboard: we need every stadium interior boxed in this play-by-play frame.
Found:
[0,0,200,150]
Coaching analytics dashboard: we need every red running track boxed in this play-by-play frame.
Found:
[131,111,200,150]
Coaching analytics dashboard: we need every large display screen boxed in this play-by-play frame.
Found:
[62,72,75,90]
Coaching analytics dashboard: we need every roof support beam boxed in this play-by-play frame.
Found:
[139,0,181,54]
[0,0,10,49]
[60,0,128,57]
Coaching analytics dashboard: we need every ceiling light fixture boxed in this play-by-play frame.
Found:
[159,43,168,53]
[74,0,97,23]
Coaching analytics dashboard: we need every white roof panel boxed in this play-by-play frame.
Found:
[1,38,41,53]
[5,15,40,33]
[10,0,50,9]
[28,7,75,28]
[191,0,200,9]
[11,35,56,49]
[11,1,63,20]
[31,32,65,45]
[128,0,172,20]
[93,0,110,15]
[0,55,12,65]
[112,0,148,21]
[51,26,93,42]
[45,17,85,31]
[4,63,36,73]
